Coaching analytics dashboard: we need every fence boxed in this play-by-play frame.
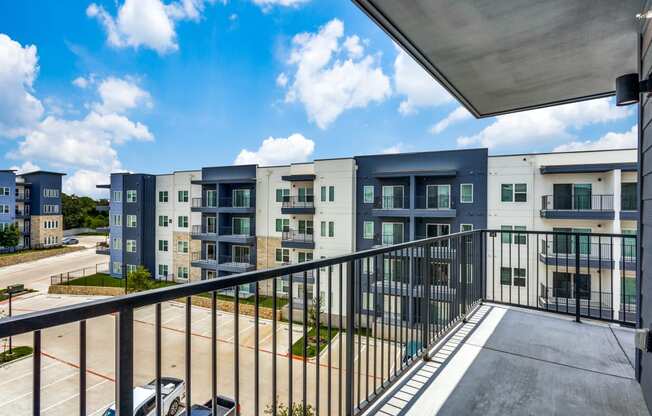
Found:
[0,229,637,416]
[50,263,110,286]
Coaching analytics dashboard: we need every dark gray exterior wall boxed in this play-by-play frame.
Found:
[354,148,488,251]
[20,172,63,215]
[123,174,156,275]
[639,9,652,411]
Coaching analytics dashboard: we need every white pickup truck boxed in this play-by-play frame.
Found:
[102,377,185,416]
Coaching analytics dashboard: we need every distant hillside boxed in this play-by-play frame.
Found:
[62,193,109,230]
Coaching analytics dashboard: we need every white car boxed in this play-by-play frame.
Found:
[102,377,185,416]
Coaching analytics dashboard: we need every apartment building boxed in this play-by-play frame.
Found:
[486,148,638,319]
[0,169,64,249]
[255,158,356,310]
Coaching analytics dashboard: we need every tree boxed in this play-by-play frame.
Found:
[62,193,109,230]
[308,294,324,329]
[126,266,153,293]
[0,224,19,248]
[265,401,314,416]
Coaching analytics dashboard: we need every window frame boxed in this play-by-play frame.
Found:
[460,183,473,204]
[126,190,137,203]
[363,185,374,204]
[158,191,168,203]
[363,221,374,240]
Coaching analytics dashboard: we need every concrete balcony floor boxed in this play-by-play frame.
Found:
[366,304,648,416]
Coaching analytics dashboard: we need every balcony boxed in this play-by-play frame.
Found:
[190,197,218,212]
[0,229,643,416]
[540,194,615,219]
[538,237,636,271]
[14,209,28,219]
[217,226,255,244]
[281,196,315,214]
[371,195,410,217]
[621,194,638,220]
[217,254,255,273]
[190,224,218,240]
[374,232,405,247]
[414,195,457,218]
[95,242,110,255]
[15,191,29,201]
[281,230,315,249]
[218,196,255,214]
[190,251,217,269]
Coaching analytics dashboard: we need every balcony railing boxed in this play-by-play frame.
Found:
[541,194,614,211]
[0,229,638,415]
[373,195,408,209]
[281,196,315,209]
[375,232,405,246]
[191,224,217,236]
[191,251,217,265]
[414,195,453,210]
[218,254,254,266]
[220,196,253,209]
[191,197,218,209]
[282,230,314,243]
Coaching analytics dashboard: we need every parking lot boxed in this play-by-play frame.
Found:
[0,293,400,415]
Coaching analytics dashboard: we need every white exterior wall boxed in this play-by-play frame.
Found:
[487,149,637,317]
[155,175,173,279]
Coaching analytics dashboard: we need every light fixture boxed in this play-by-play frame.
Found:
[616,73,652,106]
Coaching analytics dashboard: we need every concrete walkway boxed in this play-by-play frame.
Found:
[368,304,649,416]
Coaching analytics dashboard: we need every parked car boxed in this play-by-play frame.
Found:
[178,396,237,416]
[102,377,185,416]
[62,237,79,245]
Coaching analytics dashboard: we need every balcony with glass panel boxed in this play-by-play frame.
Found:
[540,184,615,219]
[190,188,218,212]
[216,246,255,273]
[281,187,315,214]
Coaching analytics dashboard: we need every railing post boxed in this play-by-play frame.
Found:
[460,236,467,319]
[422,242,431,357]
[345,260,355,416]
[115,306,134,416]
[574,233,581,323]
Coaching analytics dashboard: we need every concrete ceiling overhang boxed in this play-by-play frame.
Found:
[353,0,642,118]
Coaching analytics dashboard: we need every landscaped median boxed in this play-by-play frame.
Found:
[48,273,286,320]
[0,245,85,268]
[0,346,33,365]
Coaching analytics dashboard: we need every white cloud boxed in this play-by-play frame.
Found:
[87,0,217,54]
[456,98,633,150]
[276,72,288,87]
[72,76,89,89]
[64,169,113,197]
[93,77,152,114]
[430,106,472,134]
[253,0,310,11]
[0,34,44,138]
[234,133,314,166]
[281,19,391,129]
[394,48,453,115]
[382,143,406,154]
[9,161,40,175]
[553,125,637,152]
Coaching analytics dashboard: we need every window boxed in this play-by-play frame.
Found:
[43,204,59,214]
[329,186,335,202]
[126,190,137,203]
[158,191,168,203]
[275,248,290,263]
[298,251,313,263]
[363,186,374,204]
[112,237,121,250]
[112,191,122,202]
[382,223,404,245]
[178,190,189,202]
[113,262,122,275]
[43,189,60,198]
[460,224,473,232]
[460,184,473,203]
[622,183,637,210]
[126,240,136,252]
[111,214,122,226]
[426,185,450,209]
[513,268,526,286]
[320,221,335,237]
[178,267,189,279]
[382,185,404,209]
[514,226,527,245]
[320,221,326,237]
[178,216,188,228]
[328,221,334,237]
[233,217,251,235]
[623,229,637,258]
[158,240,168,252]
[126,264,137,274]
[158,264,168,277]
[275,218,289,233]
[276,188,290,203]
[321,186,327,202]
[126,215,137,228]
[298,219,313,235]
[0,187,9,196]
[363,221,374,240]
[501,183,527,202]
[500,267,511,285]
[158,215,168,227]
[177,240,189,253]
[297,187,313,203]
[206,190,217,207]
[501,225,512,244]
[0,204,7,214]
[233,189,251,208]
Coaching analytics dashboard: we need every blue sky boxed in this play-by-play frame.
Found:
[0,0,637,196]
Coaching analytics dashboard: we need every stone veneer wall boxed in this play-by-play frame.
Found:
[256,236,282,296]
[172,231,192,280]
[31,215,63,246]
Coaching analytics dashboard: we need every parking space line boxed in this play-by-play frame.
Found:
[0,361,61,387]
[41,378,109,413]
[0,372,77,407]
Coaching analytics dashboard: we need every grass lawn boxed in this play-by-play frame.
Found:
[0,288,36,302]
[291,326,340,358]
[64,273,177,290]
[0,346,33,364]
[0,246,85,267]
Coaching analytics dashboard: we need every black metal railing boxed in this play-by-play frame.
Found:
[282,196,315,209]
[375,232,405,246]
[50,262,110,285]
[219,225,253,237]
[541,194,614,211]
[219,254,254,265]
[282,229,314,243]
[483,229,637,325]
[0,231,484,416]
[373,195,408,209]
[192,197,218,208]
[191,251,217,265]
[220,196,253,209]
[191,224,217,235]
[415,194,453,210]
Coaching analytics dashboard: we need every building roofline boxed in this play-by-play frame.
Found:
[488,148,638,158]
[18,170,66,176]
[353,147,488,159]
